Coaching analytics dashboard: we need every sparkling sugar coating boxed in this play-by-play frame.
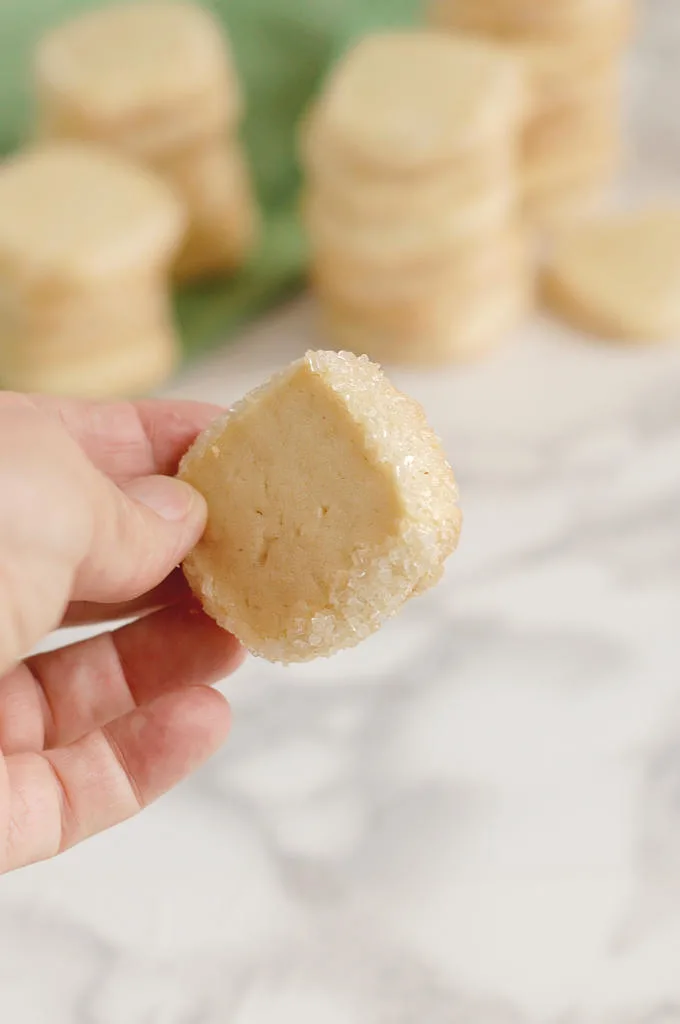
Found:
[178,350,461,663]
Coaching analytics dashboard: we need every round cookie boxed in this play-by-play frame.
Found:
[302,138,519,224]
[34,1,241,135]
[152,138,260,280]
[178,350,462,663]
[303,180,518,264]
[0,143,185,398]
[0,328,178,398]
[0,143,185,288]
[322,282,531,366]
[524,99,621,167]
[310,227,532,305]
[516,33,627,106]
[523,140,621,201]
[429,0,633,43]
[314,247,532,333]
[303,31,526,173]
[542,206,680,340]
[37,85,233,160]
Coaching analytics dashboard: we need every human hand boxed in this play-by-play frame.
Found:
[0,392,244,874]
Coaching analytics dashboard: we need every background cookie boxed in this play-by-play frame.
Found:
[542,206,680,340]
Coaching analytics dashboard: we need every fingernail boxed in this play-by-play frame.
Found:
[125,475,199,522]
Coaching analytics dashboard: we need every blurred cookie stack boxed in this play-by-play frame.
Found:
[33,1,259,282]
[0,145,185,397]
[300,32,532,366]
[428,0,633,226]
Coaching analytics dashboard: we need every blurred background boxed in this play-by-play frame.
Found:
[1,1,680,1022]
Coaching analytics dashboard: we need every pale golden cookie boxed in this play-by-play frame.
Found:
[516,32,627,106]
[0,143,184,398]
[0,301,174,363]
[178,350,461,662]
[524,179,606,229]
[0,272,168,331]
[322,282,531,366]
[37,85,233,159]
[0,143,185,288]
[525,89,620,149]
[543,206,680,340]
[303,181,517,265]
[303,140,519,224]
[34,2,240,135]
[524,109,621,176]
[314,251,532,333]
[429,0,633,43]
[320,280,531,338]
[153,138,260,280]
[533,57,621,116]
[304,31,526,173]
[523,142,621,203]
[0,327,178,398]
[310,227,532,305]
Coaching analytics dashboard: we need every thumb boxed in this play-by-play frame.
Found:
[73,473,207,604]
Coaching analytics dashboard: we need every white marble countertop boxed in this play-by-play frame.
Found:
[2,3,680,1021]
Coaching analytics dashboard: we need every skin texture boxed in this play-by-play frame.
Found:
[0,392,244,874]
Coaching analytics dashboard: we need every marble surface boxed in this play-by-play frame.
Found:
[2,3,680,1021]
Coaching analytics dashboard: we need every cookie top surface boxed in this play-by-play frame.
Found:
[545,205,680,339]
[35,2,236,122]
[0,144,185,284]
[305,31,525,171]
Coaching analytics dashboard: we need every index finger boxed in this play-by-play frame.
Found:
[5,393,223,483]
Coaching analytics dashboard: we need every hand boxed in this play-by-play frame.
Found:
[0,392,244,874]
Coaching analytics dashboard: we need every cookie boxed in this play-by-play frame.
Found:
[531,56,621,116]
[178,350,462,662]
[0,143,184,397]
[310,227,531,305]
[303,31,526,173]
[322,282,531,366]
[0,327,178,398]
[314,249,532,333]
[34,2,240,136]
[427,0,630,231]
[525,88,620,148]
[429,0,633,43]
[0,143,185,288]
[153,138,260,280]
[542,206,680,340]
[37,85,232,160]
[303,180,517,265]
[523,142,621,203]
[303,140,519,224]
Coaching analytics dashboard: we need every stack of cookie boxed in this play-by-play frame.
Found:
[0,144,185,398]
[428,0,633,225]
[33,1,258,282]
[300,32,531,366]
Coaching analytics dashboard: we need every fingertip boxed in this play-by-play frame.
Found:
[168,684,232,755]
[152,683,233,775]
[104,685,231,809]
[124,475,207,526]
[75,472,206,604]
[185,684,232,742]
